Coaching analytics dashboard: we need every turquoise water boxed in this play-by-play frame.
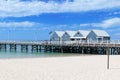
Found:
[0,51,81,59]
[0,45,81,59]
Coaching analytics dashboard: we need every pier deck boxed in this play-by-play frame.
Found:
[0,40,119,54]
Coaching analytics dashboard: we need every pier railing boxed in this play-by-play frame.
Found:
[49,40,120,47]
[0,40,44,45]
[0,40,120,47]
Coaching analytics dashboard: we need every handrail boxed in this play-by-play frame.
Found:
[0,40,120,46]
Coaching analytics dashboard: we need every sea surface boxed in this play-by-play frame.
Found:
[0,44,83,59]
[0,50,81,59]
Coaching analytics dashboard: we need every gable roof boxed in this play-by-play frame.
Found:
[65,30,76,37]
[92,30,110,37]
[55,31,65,37]
[77,30,90,37]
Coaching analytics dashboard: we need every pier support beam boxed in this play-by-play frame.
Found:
[10,44,16,52]
[82,47,84,54]
[31,45,39,52]
[61,46,63,53]
[0,44,6,51]
[21,45,28,52]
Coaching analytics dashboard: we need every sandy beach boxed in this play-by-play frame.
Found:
[0,55,120,80]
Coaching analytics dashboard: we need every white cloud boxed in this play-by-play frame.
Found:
[1,17,120,31]
[80,17,120,28]
[0,21,67,31]
[0,0,120,17]
[0,21,39,27]
[114,33,120,36]
[113,11,120,15]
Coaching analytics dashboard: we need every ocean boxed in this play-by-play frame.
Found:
[0,50,80,59]
[0,42,82,59]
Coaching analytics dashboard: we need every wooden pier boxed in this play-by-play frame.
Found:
[0,40,119,54]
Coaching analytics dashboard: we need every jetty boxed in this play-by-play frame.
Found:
[0,40,119,55]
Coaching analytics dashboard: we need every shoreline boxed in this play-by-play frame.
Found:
[0,52,107,59]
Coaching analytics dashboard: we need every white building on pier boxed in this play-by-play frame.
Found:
[87,30,110,43]
[50,30,110,43]
[72,30,90,42]
[50,31,65,41]
[62,31,76,41]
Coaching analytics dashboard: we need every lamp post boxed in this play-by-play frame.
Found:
[8,30,10,40]
[35,31,37,41]
[107,47,110,69]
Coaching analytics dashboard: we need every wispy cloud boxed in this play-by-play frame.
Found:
[0,21,67,31]
[114,33,120,36]
[1,17,120,31]
[0,21,39,27]
[0,0,120,17]
[80,17,120,28]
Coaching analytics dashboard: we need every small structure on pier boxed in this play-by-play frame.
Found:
[62,31,76,41]
[72,30,90,42]
[50,31,65,41]
[87,30,110,43]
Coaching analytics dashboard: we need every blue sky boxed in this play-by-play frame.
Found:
[0,0,120,40]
